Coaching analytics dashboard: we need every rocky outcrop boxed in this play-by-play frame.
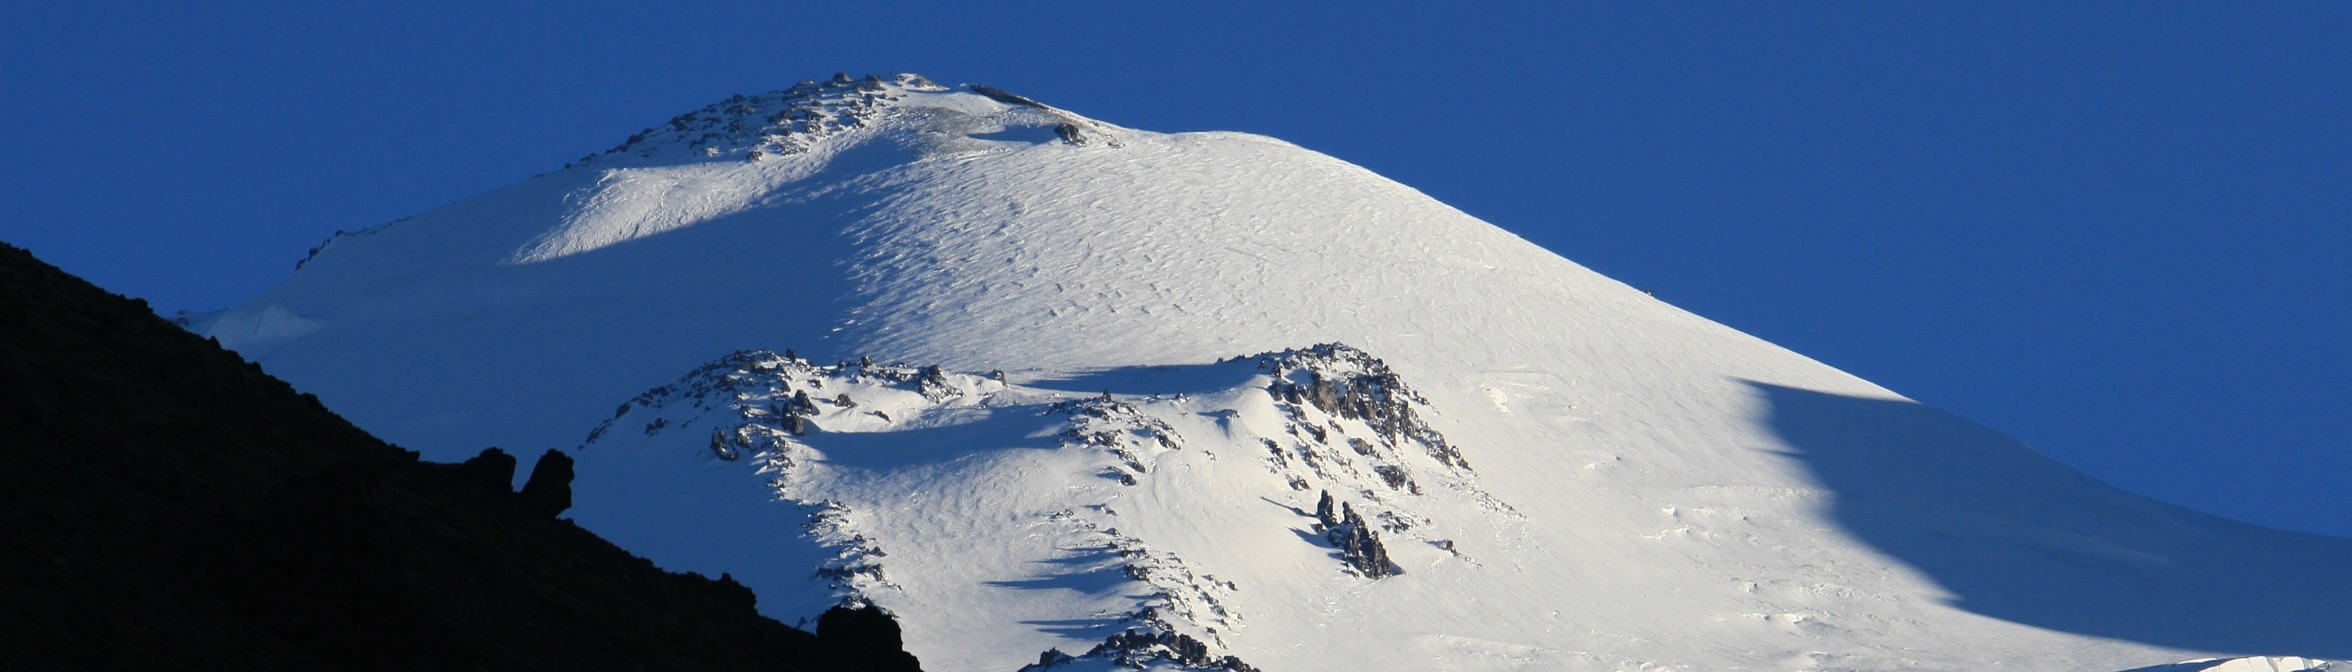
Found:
[817,603,923,672]
[0,242,920,671]
[519,448,574,517]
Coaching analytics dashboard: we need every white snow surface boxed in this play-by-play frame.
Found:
[203,75,2351,671]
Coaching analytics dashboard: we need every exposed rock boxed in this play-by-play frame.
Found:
[818,603,923,672]
[0,242,920,671]
[519,448,574,518]
[451,447,518,493]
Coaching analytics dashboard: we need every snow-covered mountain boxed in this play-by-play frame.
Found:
[197,74,2350,672]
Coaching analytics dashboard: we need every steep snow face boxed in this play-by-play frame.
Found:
[206,76,2352,671]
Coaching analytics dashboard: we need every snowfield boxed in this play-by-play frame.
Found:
[199,74,2347,671]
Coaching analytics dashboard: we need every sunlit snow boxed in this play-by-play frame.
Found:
[201,74,2348,672]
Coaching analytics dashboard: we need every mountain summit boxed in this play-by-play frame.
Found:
[197,75,2349,672]
[567,72,1106,170]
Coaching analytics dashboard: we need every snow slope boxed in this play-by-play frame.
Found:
[201,74,2350,671]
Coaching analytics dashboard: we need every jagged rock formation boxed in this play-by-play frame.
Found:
[0,242,918,671]
[519,447,575,517]
[1261,343,1469,474]
[1314,492,1398,578]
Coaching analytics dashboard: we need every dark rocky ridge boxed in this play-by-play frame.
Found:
[0,241,918,671]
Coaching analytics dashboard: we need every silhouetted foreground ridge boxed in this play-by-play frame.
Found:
[0,241,920,672]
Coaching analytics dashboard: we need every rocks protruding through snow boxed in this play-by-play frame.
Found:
[1315,490,1339,529]
[1052,396,1181,486]
[572,73,950,168]
[1019,626,1263,672]
[810,503,892,594]
[1028,509,1250,670]
[1262,343,1470,472]
[916,364,959,402]
[581,344,1499,671]
[708,427,741,461]
[294,228,373,270]
[1312,490,1401,579]
[1246,343,1514,528]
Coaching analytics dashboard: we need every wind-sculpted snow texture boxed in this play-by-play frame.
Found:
[204,74,2351,670]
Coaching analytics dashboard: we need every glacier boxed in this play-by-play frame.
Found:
[197,73,2348,671]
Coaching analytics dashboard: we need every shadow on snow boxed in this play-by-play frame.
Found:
[798,407,1061,471]
[1750,381,2352,658]
[1024,360,1265,397]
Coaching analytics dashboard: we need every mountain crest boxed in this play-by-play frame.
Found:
[569,73,1111,169]
[572,73,943,167]
[202,72,2352,670]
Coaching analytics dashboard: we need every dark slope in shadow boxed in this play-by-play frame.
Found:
[1751,382,2352,657]
[0,241,921,671]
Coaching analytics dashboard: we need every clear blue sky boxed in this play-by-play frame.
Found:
[5,3,2347,536]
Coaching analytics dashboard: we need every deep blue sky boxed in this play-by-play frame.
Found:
[6,3,2347,536]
